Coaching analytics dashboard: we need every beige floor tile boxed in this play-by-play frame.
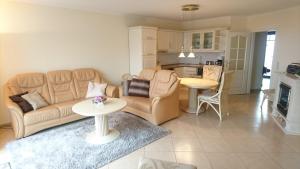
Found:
[267,152,300,169]
[199,137,232,153]
[255,137,295,153]
[109,149,144,169]
[194,127,223,138]
[145,137,173,151]
[98,165,109,169]
[172,137,203,152]
[237,153,282,169]
[175,152,211,169]
[145,151,176,162]
[225,137,263,153]
[206,153,247,169]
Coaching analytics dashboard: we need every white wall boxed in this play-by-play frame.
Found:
[247,6,300,89]
[181,16,231,30]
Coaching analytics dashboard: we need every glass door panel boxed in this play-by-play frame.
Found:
[230,36,239,48]
[192,33,201,49]
[238,49,246,59]
[237,60,245,70]
[230,49,238,59]
[204,32,213,49]
[239,36,247,48]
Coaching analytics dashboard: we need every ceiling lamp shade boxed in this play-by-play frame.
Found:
[178,46,185,58]
[187,47,195,58]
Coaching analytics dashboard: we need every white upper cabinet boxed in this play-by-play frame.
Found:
[184,29,228,52]
[157,30,183,53]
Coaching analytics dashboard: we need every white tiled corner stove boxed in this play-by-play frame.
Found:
[272,73,300,135]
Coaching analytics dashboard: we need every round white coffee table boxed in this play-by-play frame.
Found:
[72,98,127,145]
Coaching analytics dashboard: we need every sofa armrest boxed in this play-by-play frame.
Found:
[106,84,119,98]
[4,86,25,139]
[151,85,180,125]
[118,86,123,97]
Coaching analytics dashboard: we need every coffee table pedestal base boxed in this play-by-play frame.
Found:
[86,114,120,145]
[86,129,120,145]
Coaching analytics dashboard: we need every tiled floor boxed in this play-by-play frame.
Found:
[1,92,300,169]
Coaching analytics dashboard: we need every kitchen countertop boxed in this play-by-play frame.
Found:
[161,63,204,69]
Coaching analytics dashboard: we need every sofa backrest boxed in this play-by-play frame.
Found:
[73,68,102,98]
[47,70,77,104]
[149,70,179,98]
[7,73,51,104]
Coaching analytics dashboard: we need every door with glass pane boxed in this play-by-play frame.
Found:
[226,32,251,94]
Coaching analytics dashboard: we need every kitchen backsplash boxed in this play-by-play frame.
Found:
[157,52,224,65]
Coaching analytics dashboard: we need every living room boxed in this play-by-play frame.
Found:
[1,0,300,169]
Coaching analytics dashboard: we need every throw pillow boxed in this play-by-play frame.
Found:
[9,92,33,113]
[22,91,49,110]
[128,78,150,98]
[86,81,107,98]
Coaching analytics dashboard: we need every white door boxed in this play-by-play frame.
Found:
[225,32,252,94]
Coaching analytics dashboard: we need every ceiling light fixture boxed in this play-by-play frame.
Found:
[178,4,199,58]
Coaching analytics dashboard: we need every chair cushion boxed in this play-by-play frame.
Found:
[198,90,219,103]
[121,96,152,113]
[203,65,222,81]
[24,106,60,126]
[54,99,82,117]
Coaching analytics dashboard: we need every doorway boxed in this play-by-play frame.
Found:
[250,31,276,91]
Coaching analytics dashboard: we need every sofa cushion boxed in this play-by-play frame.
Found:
[121,96,152,113]
[73,68,102,98]
[149,70,178,98]
[54,99,82,117]
[24,106,60,126]
[47,70,77,104]
[7,73,51,103]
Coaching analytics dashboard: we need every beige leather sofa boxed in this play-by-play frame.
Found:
[121,69,180,125]
[5,68,118,139]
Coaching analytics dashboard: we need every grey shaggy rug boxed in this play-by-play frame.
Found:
[6,112,170,169]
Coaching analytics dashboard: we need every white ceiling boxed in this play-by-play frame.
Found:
[13,0,300,20]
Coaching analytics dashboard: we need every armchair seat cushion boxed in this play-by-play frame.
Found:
[121,96,152,113]
[24,106,60,126]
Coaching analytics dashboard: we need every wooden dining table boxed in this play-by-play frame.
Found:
[179,77,218,113]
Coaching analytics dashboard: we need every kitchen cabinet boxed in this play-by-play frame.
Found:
[129,26,157,75]
[157,30,183,53]
[184,29,228,52]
